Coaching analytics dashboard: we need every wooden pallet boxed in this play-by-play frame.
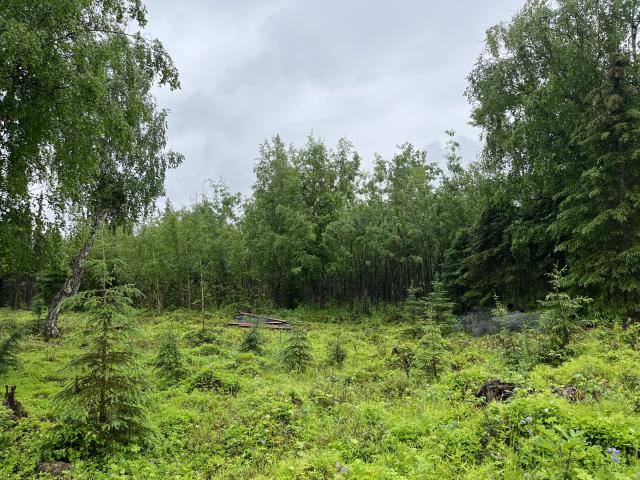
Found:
[227,312,292,329]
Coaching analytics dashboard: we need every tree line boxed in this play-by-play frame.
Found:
[92,134,478,311]
[2,0,640,323]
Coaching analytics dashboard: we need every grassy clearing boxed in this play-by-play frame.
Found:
[1,308,640,479]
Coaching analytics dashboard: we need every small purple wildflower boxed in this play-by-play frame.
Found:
[607,447,621,463]
[520,416,533,425]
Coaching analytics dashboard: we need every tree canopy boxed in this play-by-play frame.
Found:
[0,0,181,277]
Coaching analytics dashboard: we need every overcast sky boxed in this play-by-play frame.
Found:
[145,0,524,206]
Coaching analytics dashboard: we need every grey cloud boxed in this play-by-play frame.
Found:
[146,0,523,204]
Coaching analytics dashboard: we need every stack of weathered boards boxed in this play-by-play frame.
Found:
[227,312,292,330]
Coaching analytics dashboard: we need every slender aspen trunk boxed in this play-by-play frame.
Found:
[632,13,639,63]
[155,278,162,312]
[98,237,108,425]
[200,262,205,329]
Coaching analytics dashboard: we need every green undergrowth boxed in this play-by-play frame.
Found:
[1,307,639,479]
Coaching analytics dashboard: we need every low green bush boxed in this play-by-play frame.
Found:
[187,368,240,395]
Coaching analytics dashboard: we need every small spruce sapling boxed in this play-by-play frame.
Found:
[424,280,458,334]
[326,337,347,367]
[417,324,447,379]
[401,285,427,339]
[29,295,47,335]
[493,295,518,362]
[492,294,509,332]
[154,332,188,382]
[0,321,22,376]
[239,325,265,355]
[492,295,544,369]
[402,285,424,322]
[281,326,313,373]
[538,266,592,349]
[402,280,458,335]
[55,257,149,450]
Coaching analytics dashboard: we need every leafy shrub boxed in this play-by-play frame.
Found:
[214,395,301,463]
[188,368,240,395]
[486,394,640,477]
[491,297,544,370]
[380,373,413,399]
[336,402,388,462]
[309,384,340,410]
[400,324,425,340]
[389,344,415,378]
[224,354,266,377]
[194,344,220,356]
[273,450,348,479]
[620,323,640,350]
[0,406,11,450]
[183,328,222,347]
[443,364,508,401]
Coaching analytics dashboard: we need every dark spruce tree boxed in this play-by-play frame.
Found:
[553,52,640,323]
[464,0,640,312]
[55,257,148,452]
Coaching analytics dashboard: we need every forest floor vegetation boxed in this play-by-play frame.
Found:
[1,308,640,479]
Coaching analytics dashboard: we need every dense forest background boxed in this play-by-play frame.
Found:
[2,0,640,323]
